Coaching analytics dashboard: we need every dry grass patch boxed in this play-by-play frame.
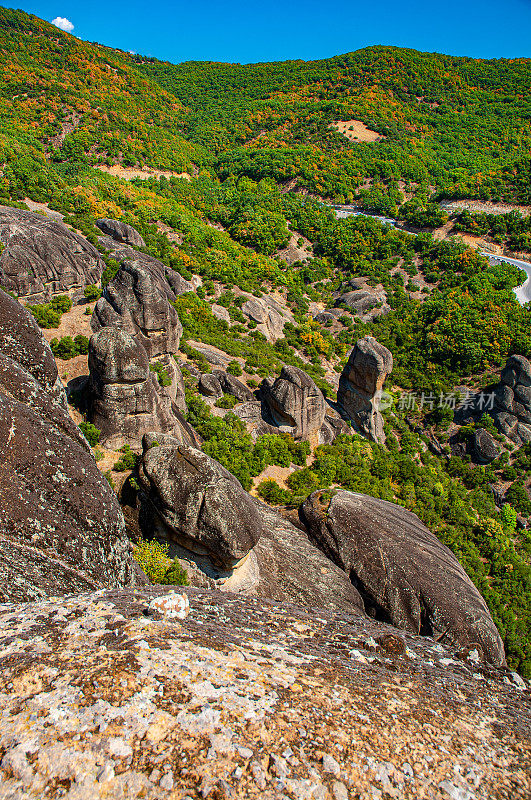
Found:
[330,119,382,143]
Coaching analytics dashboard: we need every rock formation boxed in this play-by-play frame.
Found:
[138,439,363,611]
[473,427,499,463]
[0,205,103,301]
[0,586,527,800]
[0,289,142,602]
[97,233,195,297]
[213,369,255,402]
[261,365,326,441]
[139,441,265,570]
[198,372,223,397]
[491,354,531,445]
[95,218,145,247]
[337,336,393,443]
[241,294,294,342]
[301,489,506,666]
[91,259,183,359]
[87,328,183,449]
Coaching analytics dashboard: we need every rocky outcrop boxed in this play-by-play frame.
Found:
[211,303,231,324]
[473,428,499,463]
[98,234,195,297]
[335,288,381,315]
[138,440,363,612]
[91,259,183,359]
[0,205,103,301]
[198,372,223,398]
[491,355,531,445]
[0,289,143,602]
[95,218,145,247]
[241,294,294,342]
[139,441,265,570]
[301,489,506,666]
[0,586,528,800]
[337,336,393,443]
[261,365,326,441]
[87,328,183,449]
[213,369,255,402]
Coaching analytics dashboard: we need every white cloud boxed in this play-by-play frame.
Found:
[51,17,74,33]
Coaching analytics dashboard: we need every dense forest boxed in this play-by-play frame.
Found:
[1,6,531,676]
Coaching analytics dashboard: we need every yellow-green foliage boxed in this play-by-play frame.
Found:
[132,537,171,584]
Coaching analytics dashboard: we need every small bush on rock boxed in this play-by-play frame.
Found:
[133,537,171,583]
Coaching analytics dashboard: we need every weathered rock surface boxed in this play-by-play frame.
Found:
[492,355,531,445]
[138,442,265,570]
[211,303,231,324]
[301,490,506,666]
[91,259,183,359]
[0,289,142,602]
[0,205,103,301]
[87,328,182,449]
[261,365,326,441]
[213,370,255,402]
[335,288,381,315]
[198,372,223,398]
[98,234,195,297]
[0,586,528,800]
[473,428,499,463]
[241,294,294,342]
[337,336,393,443]
[95,218,145,247]
[138,440,363,613]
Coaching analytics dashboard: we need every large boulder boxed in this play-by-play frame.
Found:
[96,218,145,248]
[0,205,103,301]
[87,328,182,449]
[473,428,499,463]
[91,260,183,359]
[241,295,294,342]
[0,289,143,602]
[261,365,326,441]
[213,369,255,402]
[138,442,265,570]
[138,440,364,614]
[300,489,505,666]
[337,336,393,443]
[492,355,531,444]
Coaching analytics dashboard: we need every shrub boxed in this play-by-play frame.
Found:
[501,503,518,530]
[149,361,172,386]
[113,445,139,472]
[227,360,243,376]
[162,557,190,586]
[79,421,101,446]
[215,393,238,409]
[84,284,102,301]
[256,479,291,505]
[50,334,89,359]
[132,537,171,583]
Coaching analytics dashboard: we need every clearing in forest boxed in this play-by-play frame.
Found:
[329,120,382,143]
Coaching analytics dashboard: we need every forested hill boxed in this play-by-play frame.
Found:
[1,4,530,206]
[134,47,531,204]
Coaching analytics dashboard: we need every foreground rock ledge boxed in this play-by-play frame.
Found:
[0,588,529,800]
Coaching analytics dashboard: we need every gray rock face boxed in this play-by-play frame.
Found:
[98,234,194,297]
[335,289,380,315]
[213,370,255,402]
[0,205,103,301]
[241,295,294,342]
[91,259,183,359]
[211,304,231,325]
[300,489,505,666]
[0,289,143,602]
[492,355,531,445]
[138,439,364,613]
[261,366,326,441]
[198,372,223,398]
[473,428,499,463]
[88,328,182,449]
[337,336,393,443]
[95,218,145,247]
[139,443,265,570]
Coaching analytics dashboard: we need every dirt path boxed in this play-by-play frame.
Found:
[440,199,531,217]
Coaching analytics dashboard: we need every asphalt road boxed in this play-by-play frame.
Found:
[480,252,531,305]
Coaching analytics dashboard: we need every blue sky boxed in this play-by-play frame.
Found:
[12,0,531,63]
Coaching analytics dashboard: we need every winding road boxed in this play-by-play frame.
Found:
[480,252,531,305]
